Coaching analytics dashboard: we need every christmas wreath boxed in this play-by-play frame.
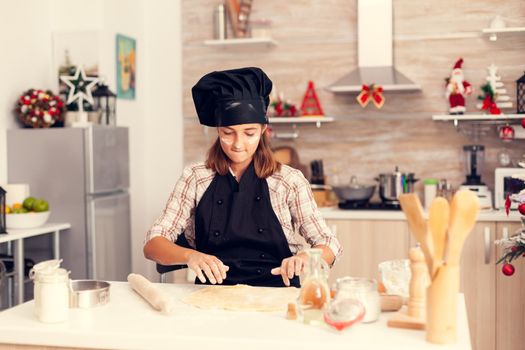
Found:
[15,89,66,128]
[497,177,525,276]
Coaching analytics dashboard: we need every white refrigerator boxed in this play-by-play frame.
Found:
[7,126,131,281]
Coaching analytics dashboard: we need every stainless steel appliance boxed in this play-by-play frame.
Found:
[460,145,492,210]
[7,126,131,281]
[495,167,525,210]
[463,145,485,185]
[376,166,418,205]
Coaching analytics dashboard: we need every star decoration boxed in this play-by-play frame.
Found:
[60,66,99,109]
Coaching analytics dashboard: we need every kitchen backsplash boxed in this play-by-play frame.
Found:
[182,0,525,197]
[185,119,524,197]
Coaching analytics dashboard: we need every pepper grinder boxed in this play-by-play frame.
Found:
[387,246,429,330]
[407,245,430,319]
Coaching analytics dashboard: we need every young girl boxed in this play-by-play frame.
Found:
[144,67,341,287]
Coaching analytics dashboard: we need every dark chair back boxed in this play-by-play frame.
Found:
[156,233,191,283]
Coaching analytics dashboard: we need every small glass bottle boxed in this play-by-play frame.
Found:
[30,259,70,323]
[297,248,330,324]
[333,277,381,323]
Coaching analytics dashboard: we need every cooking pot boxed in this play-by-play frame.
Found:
[332,176,376,203]
[375,167,418,205]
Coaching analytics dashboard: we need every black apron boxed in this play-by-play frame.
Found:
[194,162,300,287]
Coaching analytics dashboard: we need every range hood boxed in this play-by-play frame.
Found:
[328,0,420,93]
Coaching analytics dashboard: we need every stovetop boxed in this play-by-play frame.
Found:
[338,201,401,211]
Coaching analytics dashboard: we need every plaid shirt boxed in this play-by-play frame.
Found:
[145,163,342,262]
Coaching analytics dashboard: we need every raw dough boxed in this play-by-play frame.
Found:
[182,284,300,312]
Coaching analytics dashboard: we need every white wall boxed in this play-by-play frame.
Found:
[142,0,184,278]
[0,0,183,280]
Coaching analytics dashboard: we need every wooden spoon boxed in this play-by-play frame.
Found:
[398,194,434,278]
[428,197,450,278]
[446,190,480,266]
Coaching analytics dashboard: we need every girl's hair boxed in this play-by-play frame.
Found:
[205,128,281,178]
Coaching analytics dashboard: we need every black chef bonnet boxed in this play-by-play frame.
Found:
[191,67,273,127]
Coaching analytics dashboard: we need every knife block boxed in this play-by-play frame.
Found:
[426,265,460,344]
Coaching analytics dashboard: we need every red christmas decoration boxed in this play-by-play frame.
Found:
[499,125,515,142]
[15,89,66,128]
[518,203,525,215]
[481,94,501,114]
[445,58,473,114]
[502,263,515,276]
[356,84,385,109]
[505,195,511,215]
[300,81,324,116]
[270,93,299,117]
[521,118,525,129]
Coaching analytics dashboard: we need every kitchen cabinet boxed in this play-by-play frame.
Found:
[459,223,497,350]
[496,222,525,350]
[326,219,410,286]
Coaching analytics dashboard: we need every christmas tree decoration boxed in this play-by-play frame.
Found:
[60,66,99,127]
[502,263,515,276]
[300,81,324,116]
[445,58,473,114]
[14,89,66,128]
[498,125,514,142]
[356,84,384,109]
[517,72,525,114]
[498,174,525,275]
[518,203,525,215]
[476,64,512,112]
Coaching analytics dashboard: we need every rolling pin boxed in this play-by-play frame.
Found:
[128,273,174,314]
[381,294,403,312]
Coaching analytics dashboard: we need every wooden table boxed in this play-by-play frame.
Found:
[0,223,71,306]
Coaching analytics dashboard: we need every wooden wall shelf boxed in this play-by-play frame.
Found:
[203,38,277,48]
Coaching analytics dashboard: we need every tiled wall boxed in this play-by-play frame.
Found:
[182,0,525,197]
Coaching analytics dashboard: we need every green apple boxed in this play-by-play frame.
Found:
[23,197,36,210]
[33,199,49,212]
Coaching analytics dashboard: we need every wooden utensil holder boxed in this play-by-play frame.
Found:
[426,265,460,344]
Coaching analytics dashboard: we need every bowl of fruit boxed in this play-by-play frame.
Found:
[6,197,50,229]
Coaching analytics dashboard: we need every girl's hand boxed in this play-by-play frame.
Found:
[187,251,229,284]
[270,253,308,287]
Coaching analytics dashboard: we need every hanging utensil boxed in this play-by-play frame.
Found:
[428,197,450,278]
[446,190,480,266]
[398,194,434,278]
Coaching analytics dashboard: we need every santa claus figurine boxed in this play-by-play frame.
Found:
[445,58,473,114]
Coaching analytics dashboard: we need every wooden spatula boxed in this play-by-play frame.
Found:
[446,190,480,266]
[428,197,450,278]
[398,194,434,277]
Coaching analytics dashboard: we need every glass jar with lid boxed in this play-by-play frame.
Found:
[30,259,70,323]
[333,276,381,323]
[324,281,366,331]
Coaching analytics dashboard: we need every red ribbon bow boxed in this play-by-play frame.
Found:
[357,84,385,109]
